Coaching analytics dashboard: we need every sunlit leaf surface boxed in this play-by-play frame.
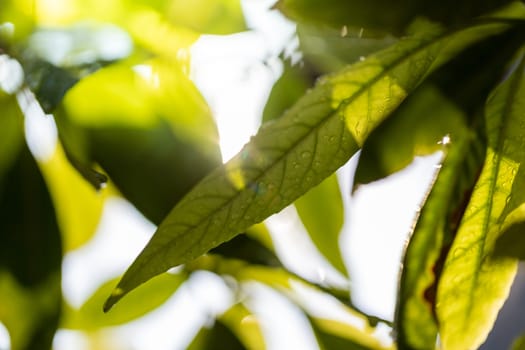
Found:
[436,50,525,350]
[105,19,518,310]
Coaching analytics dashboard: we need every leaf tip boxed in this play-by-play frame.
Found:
[103,287,126,313]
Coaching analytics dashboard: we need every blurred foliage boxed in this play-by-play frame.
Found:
[1,0,525,349]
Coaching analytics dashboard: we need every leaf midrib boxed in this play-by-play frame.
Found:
[462,51,525,326]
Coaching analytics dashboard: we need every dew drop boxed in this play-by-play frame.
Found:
[359,56,366,62]
[301,151,311,158]
[329,135,336,142]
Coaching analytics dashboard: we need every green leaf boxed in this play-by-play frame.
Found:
[58,58,221,224]
[275,0,515,34]
[166,0,246,35]
[395,127,486,349]
[105,19,519,311]
[39,144,107,252]
[0,143,62,350]
[209,226,282,267]
[295,174,346,275]
[219,303,266,350]
[63,272,186,330]
[436,49,525,350]
[188,319,246,350]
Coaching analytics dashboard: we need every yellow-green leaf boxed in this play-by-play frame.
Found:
[436,49,525,350]
[219,303,266,350]
[63,272,186,330]
[105,19,518,311]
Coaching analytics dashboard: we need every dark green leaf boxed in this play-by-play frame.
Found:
[436,49,525,350]
[105,18,518,311]
[513,334,525,350]
[275,0,515,34]
[188,319,246,350]
[0,143,62,350]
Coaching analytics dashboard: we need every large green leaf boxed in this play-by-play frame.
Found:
[104,18,520,310]
[436,49,525,350]
[275,0,515,34]
[57,58,221,224]
[0,142,63,350]
[395,127,486,349]
[262,61,347,275]
[63,272,186,330]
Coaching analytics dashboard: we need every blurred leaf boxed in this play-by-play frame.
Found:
[188,319,246,350]
[395,128,485,349]
[275,0,515,34]
[0,0,34,43]
[58,58,221,224]
[21,58,79,113]
[219,303,265,350]
[310,317,387,350]
[0,144,62,350]
[295,174,346,275]
[235,266,386,350]
[167,0,246,35]
[64,272,186,330]
[210,227,281,267]
[262,58,315,123]
[38,144,106,252]
[104,18,518,311]
[436,50,525,350]
[0,95,23,182]
[297,24,397,73]
[513,335,525,350]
